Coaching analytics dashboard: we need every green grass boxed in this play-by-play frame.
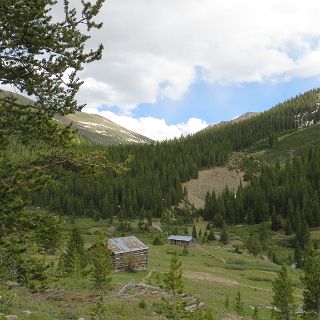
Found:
[248,124,320,163]
[1,217,315,319]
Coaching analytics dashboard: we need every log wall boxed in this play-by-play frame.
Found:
[112,249,148,272]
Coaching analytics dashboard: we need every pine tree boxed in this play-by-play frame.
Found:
[65,226,86,275]
[294,242,304,268]
[234,290,244,315]
[192,224,197,239]
[164,252,183,316]
[259,222,269,250]
[271,265,295,320]
[271,209,282,231]
[207,228,216,241]
[300,256,320,320]
[246,233,262,257]
[90,243,113,291]
[220,225,229,245]
[56,251,66,277]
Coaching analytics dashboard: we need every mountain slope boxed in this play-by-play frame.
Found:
[204,112,260,130]
[32,88,320,220]
[54,112,153,145]
[0,89,152,145]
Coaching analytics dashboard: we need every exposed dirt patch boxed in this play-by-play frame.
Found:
[184,272,239,286]
[183,167,246,208]
[32,289,102,304]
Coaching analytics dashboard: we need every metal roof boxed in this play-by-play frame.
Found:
[167,235,194,242]
[108,236,148,254]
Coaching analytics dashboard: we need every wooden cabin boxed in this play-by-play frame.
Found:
[168,235,196,246]
[108,236,148,272]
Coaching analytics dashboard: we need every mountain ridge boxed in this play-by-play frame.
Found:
[0,89,153,145]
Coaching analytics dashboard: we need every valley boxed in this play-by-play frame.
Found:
[1,88,320,320]
[2,215,319,320]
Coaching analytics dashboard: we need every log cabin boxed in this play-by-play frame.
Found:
[167,235,196,246]
[108,236,148,272]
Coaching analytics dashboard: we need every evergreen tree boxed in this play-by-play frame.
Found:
[271,208,282,231]
[220,225,229,245]
[271,265,295,320]
[234,290,245,315]
[294,242,304,268]
[207,228,216,241]
[259,222,270,250]
[192,224,197,239]
[89,243,113,291]
[65,226,86,275]
[164,252,184,316]
[300,256,320,320]
[0,0,108,289]
[246,233,262,257]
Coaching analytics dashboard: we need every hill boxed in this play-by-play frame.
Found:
[204,112,260,130]
[0,89,152,145]
[54,112,153,145]
[30,88,320,220]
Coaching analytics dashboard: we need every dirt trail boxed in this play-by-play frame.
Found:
[184,271,272,293]
[197,246,226,264]
[141,267,156,284]
[184,271,238,286]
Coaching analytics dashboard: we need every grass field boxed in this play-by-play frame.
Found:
[1,217,318,320]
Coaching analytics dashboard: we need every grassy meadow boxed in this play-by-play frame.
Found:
[1,216,318,320]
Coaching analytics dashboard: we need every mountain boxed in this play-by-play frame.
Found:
[32,88,320,220]
[54,112,153,145]
[203,112,260,131]
[0,89,152,145]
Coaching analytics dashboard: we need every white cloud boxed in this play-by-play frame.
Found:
[70,0,320,112]
[83,107,208,141]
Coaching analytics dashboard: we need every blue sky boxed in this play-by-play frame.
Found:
[79,0,320,140]
[132,75,320,125]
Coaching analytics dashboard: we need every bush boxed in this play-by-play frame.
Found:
[152,236,163,245]
[139,299,146,309]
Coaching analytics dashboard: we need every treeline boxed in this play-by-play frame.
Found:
[203,145,320,227]
[30,89,320,219]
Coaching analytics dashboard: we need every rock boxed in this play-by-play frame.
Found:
[185,304,197,312]
[5,315,19,320]
[198,301,205,308]
[21,310,32,316]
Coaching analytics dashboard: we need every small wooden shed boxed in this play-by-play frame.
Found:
[108,236,148,272]
[168,235,195,246]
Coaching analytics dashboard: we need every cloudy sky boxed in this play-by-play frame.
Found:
[31,1,320,140]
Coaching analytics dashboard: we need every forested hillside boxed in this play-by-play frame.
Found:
[30,89,320,220]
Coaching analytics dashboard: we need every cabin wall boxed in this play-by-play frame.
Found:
[112,249,148,272]
[169,239,195,246]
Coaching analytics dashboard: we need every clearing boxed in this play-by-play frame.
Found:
[183,167,246,208]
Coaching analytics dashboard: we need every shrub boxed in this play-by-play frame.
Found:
[139,300,146,309]
[152,236,163,245]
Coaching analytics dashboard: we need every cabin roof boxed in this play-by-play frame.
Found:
[108,236,148,254]
[167,235,194,242]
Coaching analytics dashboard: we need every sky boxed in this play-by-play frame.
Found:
[4,0,320,140]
